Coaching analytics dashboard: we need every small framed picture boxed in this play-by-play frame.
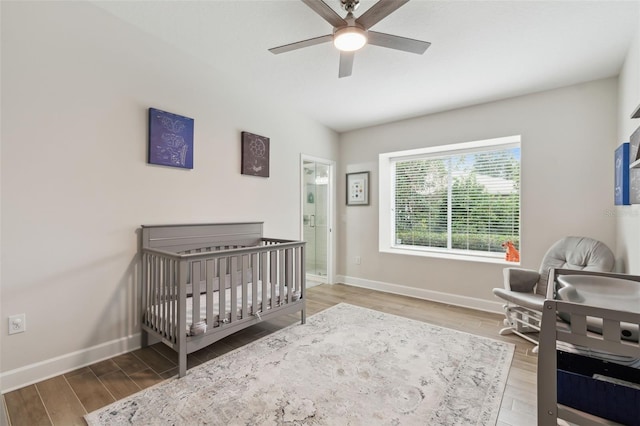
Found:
[241,131,270,177]
[346,171,369,206]
[148,108,194,169]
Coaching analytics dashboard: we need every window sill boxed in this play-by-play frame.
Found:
[380,246,521,266]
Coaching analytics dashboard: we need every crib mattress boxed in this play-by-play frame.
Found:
[556,320,640,369]
[150,283,301,335]
[556,275,640,341]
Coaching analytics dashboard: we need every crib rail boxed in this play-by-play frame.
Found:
[538,299,640,426]
[141,238,305,346]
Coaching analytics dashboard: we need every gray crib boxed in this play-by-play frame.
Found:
[141,222,306,377]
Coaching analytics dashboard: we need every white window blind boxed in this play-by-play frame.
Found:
[381,136,520,260]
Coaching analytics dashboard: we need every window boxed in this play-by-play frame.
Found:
[379,136,521,262]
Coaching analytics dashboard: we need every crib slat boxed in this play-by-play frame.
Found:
[261,251,268,312]
[142,253,148,327]
[230,256,238,322]
[296,246,303,297]
[145,254,151,328]
[167,259,174,342]
[165,257,171,337]
[149,254,155,328]
[569,313,587,335]
[172,259,178,342]
[192,262,201,327]
[279,249,285,306]
[206,259,214,331]
[286,248,293,304]
[602,319,621,342]
[161,257,167,338]
[242,255,249,319]
[254,253,260,315]
[219,257,227,325]
[152,256,159,331]
[293,248,298,302]
[270,250,277,309]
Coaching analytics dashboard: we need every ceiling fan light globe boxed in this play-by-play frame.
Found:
[333,27,367,52]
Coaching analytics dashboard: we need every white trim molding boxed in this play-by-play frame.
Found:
[336,275,503,314]
[1,333,143,394]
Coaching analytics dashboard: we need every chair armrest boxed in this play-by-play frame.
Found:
[503,267,540,292]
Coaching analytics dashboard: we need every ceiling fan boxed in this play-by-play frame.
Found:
[269,0,431,78]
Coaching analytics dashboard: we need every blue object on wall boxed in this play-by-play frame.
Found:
[148,108,194,169]
[615,142,630,205]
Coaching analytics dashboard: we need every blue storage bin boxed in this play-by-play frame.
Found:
[557,351,640,426]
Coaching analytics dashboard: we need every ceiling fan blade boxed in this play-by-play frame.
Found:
[338,51,354,78]
[269,34,333,54]
[356,0,409,30]
[301,0,347,28]
[367,31,430,54]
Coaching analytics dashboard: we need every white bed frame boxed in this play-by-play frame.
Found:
[140,222,306,377]
[538,269,640,426]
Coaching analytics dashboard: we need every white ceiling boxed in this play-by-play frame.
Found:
[95,0,639,133]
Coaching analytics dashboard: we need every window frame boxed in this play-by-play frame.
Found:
[378,135,521,264]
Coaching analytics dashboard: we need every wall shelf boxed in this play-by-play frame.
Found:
[632,103,640,119]
[630,159,640,169]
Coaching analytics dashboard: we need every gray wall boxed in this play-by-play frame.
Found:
[0,1,339,390]
[337,78,618,308]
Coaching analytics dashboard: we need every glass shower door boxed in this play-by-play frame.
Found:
[303,161,329,279]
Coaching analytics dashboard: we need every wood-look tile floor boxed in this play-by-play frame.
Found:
[2,284,538,425]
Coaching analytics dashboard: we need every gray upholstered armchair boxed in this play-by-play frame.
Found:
[492,236,615,351]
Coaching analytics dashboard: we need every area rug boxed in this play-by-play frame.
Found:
[86,303,514,425]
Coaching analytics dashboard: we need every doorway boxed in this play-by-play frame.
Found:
[301,156,334,286]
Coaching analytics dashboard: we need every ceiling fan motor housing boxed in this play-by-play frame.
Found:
[340,0,360,13]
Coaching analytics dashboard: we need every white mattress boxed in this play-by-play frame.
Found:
[151,283,301,335]
[557,342,640,368]
[555,320,640,369]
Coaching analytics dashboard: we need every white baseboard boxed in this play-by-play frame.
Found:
[336,275,503,314]
[1,333,142,394]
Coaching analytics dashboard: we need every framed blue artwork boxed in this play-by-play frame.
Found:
[148,108,194,169]
[615,142,630,205]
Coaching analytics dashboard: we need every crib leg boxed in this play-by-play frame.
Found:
[300,307,306,325]
[178,341,187,378]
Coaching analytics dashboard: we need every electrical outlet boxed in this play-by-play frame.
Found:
[8,314,26,335]
[355,256,361,265]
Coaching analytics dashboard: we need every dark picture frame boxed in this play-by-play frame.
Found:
[148,108,194,169]
[241,131,270,178]
[346,171,369,206]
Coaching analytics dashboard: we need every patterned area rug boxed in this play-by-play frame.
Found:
[86,303,514,425]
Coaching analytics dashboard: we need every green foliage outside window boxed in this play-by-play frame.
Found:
[394,147,520,255]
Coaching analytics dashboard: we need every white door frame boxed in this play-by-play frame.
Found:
[300,154,335,285]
